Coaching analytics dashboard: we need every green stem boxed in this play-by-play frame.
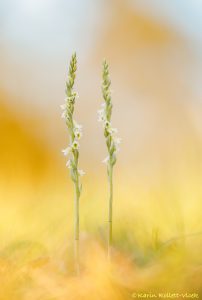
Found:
[74,176,80,275]
[108,163,113,261]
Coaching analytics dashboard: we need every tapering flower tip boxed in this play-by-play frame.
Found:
[72,53,77,70]
[66,52,77,90]
[70,52,77,65]
[72,51,77,59]
[103,59,108,68]
[103,60,110,78]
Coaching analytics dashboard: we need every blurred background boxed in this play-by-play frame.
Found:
[0,0,202,297]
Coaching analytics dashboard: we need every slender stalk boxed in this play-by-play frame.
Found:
[98,60,121,262]
[108,164,113,261]
[61,53,84,275]
[74,175,80,275]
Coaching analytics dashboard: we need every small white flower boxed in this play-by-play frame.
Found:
[78,169,85,176]
[98,108,106,122]
[98,108,104,114]
[60,104,66,110]
[71,140,79,150]
[67,95,75,103]
[74,130,82,140]
[102,156,109,164]
[114,137,121,153]
[104,120,111,129]
[73,92,79,99]
[98,115,105,122]
[109,127,118,135]
[62,147,71,156]
[114,137,121,145]
[74,121,83,131]
[61,111,66,119]
[73,122,83,139]
[101,102,106,108]
[66,160,71,169]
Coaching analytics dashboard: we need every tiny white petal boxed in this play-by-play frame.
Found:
[115,137,121,145]
[61,111,66,119]
[74,126,82,133]
[62,147,71,156]
[109,127,118,134]
[98,116,106,122]
[98,108,104,115]
[66,160,71,168]
[74,121,83,131]
[102,156,109,164]
[97,110,105,121]
[60,104,66,110]
[98,115,106,122]
[72,92,79,98]
[78,169,85,176]
[73,122,83,140]
[74,130,82,139]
